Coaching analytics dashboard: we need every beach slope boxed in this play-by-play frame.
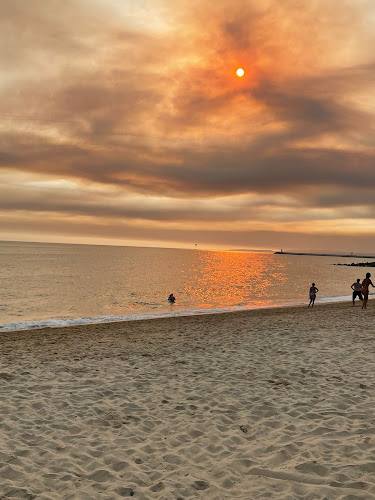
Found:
[1,302,375,499]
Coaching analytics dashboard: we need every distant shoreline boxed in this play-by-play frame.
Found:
[274,251,375,259]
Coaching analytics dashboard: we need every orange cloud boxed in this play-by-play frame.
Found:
[1,0,375,250]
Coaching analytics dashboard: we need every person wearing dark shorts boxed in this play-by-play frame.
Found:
[351,278,363,306]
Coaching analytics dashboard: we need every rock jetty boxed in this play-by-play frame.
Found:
[334,262,375,267]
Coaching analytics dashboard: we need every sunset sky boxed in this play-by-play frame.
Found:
[1,0,375,252]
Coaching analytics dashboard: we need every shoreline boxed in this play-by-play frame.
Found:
[0,299,372,349]
[1,301,375,498]
[0,295,353,334]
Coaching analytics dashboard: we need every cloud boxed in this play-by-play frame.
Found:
[2,209,375,253]
[2,170,375,230]
[1,0,375,249]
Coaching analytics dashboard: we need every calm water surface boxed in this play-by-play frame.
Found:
[0,241,370,331]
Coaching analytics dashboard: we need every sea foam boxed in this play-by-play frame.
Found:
[0,295,351,332]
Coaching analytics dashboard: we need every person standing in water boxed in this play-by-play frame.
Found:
[361,273,374,309]
[351,278,363,306]
[308,283,319,307]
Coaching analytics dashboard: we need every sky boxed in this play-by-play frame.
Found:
[1,0,375,252]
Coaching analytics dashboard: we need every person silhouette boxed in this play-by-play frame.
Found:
[361,272,374,309]
[351,278,363,306]
[308,283,319,307]
[168,293,176,303]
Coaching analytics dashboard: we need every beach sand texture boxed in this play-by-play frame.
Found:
[1,303,375,499]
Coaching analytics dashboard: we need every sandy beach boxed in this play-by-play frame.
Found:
[1,302,375,499]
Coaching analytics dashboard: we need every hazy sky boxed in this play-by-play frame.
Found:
[1,0,375,251]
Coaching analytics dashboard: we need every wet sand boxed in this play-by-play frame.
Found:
[1,302,375,499]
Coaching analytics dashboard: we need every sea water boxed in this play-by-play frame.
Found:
[0,241,370,332]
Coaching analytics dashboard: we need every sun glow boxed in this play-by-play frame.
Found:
[236,68,245,77]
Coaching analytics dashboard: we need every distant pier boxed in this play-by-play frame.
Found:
[274,251,375,259]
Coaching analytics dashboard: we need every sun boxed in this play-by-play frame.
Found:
[236,68,245,77]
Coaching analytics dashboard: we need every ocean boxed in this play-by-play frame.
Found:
[0,241,370,332]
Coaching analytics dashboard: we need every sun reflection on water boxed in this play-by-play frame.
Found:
[184,251,288,309]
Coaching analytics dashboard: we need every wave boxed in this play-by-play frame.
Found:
[0,295,351,333]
